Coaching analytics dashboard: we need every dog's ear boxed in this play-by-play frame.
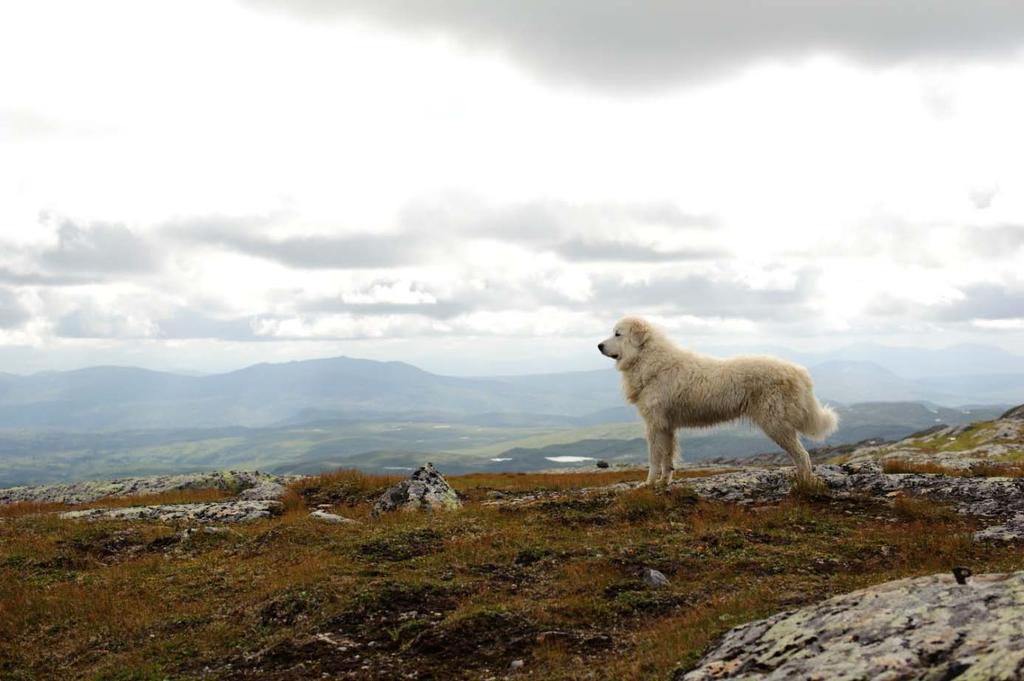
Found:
[628,319,651,349]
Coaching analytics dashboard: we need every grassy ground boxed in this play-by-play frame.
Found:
[2,469,1023,680]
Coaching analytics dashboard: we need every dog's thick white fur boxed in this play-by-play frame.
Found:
[599,317,838,487]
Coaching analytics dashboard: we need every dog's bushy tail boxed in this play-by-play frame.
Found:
[801,398,839,441]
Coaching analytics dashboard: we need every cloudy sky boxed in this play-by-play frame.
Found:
[1,1,1023,375]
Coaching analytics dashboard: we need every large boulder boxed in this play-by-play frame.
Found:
[678,571,1024,680]
[371,463,461,515]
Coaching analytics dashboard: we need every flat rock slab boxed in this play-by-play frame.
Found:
[679,571,1024,680]
[0,471,287,506]
[60,500,281,524]
[309,510,358,524]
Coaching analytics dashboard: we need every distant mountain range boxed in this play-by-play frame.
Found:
[0,350,1021,431]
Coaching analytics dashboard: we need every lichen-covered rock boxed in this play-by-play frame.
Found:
[236,481,287,501]
[679,571,1024,680]
[0,471,288,506]
[60,499,281,523]
[371,463,461,515]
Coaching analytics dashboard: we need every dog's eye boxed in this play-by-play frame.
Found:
[614,331,621,337]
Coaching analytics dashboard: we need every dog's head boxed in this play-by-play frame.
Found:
[598,317,653,368]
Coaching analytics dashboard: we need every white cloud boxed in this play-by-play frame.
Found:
[0,1,1022,373]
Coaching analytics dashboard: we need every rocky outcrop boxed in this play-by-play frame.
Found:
[60,499,281,523]
[0,471,287,506]
[841,408,1024,471]
[371,463,461,515]
[1001,404,1024,420]
[687,461,1024,519]
[679,571,1024,680]
[486,461,1024,540]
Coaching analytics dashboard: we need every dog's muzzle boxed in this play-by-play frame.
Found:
[598,342,619,359]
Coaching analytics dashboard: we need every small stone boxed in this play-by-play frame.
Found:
[642,568,670,588]
[953,566,972,584]
[509,659,525,670]
[596,460,610,469]
[309,510,358,524]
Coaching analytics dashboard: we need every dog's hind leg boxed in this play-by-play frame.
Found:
[764,426,816,483]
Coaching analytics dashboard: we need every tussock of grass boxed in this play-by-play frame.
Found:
[287,468,401,508]
[611,486,698,521]
[789,475,831,501]
[891,496,958,522]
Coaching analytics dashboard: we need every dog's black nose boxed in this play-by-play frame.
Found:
[598,343,605,352]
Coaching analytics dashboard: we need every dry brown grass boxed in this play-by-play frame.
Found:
[287,468,401,507]
[971,462,1024,478]
[882,459,1024,478]
[882,459,964,475]
[3,468,1023,680]
[451,468,726,496]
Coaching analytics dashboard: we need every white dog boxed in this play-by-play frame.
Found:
[599,317,837,487]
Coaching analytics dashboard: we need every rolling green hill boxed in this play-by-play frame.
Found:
[0,402,1005,487]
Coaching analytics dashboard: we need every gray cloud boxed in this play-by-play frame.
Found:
[0,266,98,286]
[589,270,818,322]
[963,224,1024,258]
[169,200,721,269]
[246,1,1024,89]
[936,284,1024,321]
[399,197,717,237]
[51,310,149,339]
[300,276,583,320]
[400,198,721,262]
[0,289,30,329]
[40,220,160,275]
[155,310,263,341]
[554,238,723,263]
[865,283,1024,323]
[170,218,432,269]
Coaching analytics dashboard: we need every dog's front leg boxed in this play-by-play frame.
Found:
[643,423,673,488]
[641,423,660,486]
[659,431,677,487]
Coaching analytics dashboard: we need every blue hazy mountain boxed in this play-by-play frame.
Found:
[0,345,1021,431]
